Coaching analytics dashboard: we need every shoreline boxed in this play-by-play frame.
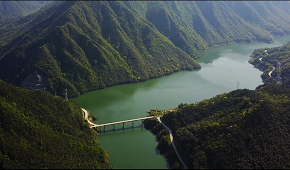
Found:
[70,37,282,99]
[145,109,189,169]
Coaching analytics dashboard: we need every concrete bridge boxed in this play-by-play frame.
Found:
[94,116,161,133]
[81,108,187,169]
[81,108,160,133]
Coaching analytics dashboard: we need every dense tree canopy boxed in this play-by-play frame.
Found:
[0,80,112,169]
[1,1,290,97]
[145,42,290,169]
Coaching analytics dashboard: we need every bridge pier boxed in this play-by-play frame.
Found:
[93,116,159,134]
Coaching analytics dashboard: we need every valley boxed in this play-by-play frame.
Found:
[1,1,290,169]
[71,35,290,168]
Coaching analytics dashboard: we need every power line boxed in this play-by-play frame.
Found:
[276,61,282,85]
[64,89,68,101]
[237,81,241,89]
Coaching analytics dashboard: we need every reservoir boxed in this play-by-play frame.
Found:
[71,35,290,169]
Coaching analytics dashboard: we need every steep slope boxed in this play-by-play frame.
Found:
[145,86,290,169]
[0,1,51,28]
[249,41,290,85]
[145,40,290,169]
[0,1,200,97]
[126,1,274,48]
[0,1,61,47]
[2,1,290,97]
[223,1,290,35]
[0,80,112,169]
[194,1,274,44]
[144,1,208,59]
[272,1,290,15]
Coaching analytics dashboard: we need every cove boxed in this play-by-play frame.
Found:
[71,35,290,169]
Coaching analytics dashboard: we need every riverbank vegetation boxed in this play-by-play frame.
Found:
[0,80,112,169]
[2,1,290,97]
[146,85,290,169]
[2,1,290,169]
[143,117,182,169]
[249,41,290,86]
[145,42,290,168]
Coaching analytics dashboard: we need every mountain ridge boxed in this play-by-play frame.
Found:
[1,1,290,97]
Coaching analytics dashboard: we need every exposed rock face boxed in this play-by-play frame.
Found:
[20,70,48,91]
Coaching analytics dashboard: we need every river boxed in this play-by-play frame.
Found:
[71,35,290,169]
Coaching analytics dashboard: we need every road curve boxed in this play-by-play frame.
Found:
[81,108,98,127]
[156,117,188,169]
[259,50,276,79]
[268,66,275,78]
[81,108,187,168]
[259,50,268,62]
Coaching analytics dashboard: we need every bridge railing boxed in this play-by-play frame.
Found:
[91,116,161,133]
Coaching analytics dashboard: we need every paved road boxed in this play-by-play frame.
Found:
[268,66,275,78]
[81,108,160,129]
[91,116,159,128]
[259,50,275,78]
[156,117,188,169]
[81,108,98,127]
[81,108,188,168]
[259,50,268,62]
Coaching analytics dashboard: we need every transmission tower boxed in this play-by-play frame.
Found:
[277,61,282,85]
[237,81,241,89]
[64,89,68,101]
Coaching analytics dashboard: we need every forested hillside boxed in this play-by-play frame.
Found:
[145,42,290,168]
[223,1,290,35]
[0,1,200,97]
[0,1,50,28]
[146,86,290,169]
[0,80,112,169]
[1,1,290,98]
[2,1,290,169]
[249,41,290,86]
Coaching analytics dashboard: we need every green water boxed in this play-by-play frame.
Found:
[71,35,290,169]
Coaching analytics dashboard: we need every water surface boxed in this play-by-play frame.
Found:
[71,35,290,169]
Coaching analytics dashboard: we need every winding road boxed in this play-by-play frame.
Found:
[268,66,275,78]
[259,50,268,62]
[259,50,275,78]
[81,108,98,127]
[81,108,188,168]
[156,117,188,169]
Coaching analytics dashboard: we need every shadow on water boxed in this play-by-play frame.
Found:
[72,35,290,169]
[155,146,160,155]
[155,146,171,169]
[71,74,168,110]
[98,124,146,134]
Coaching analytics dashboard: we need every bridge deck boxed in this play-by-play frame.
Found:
[91,116,159,127]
